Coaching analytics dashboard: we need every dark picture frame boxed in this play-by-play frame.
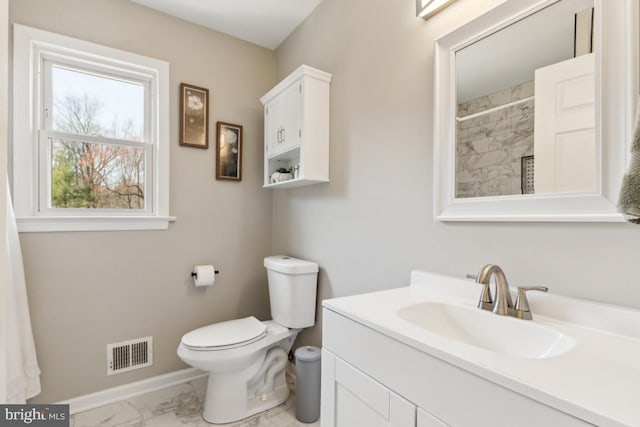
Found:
[216,122,243,181]
[179,83,209,149]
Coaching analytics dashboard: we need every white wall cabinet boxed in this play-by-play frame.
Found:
[264,81,301,157]
[260,65,331,188]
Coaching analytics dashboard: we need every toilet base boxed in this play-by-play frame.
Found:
[177,321,300,424]
[202,369,290,424]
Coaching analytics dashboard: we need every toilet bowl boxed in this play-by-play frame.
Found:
[177,256,319,424]
[177,318,298,423]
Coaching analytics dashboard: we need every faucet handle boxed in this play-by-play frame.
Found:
[514,286,548,320]
[467,273,493,310]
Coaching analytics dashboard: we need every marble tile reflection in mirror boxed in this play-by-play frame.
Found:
[455,0,594,198]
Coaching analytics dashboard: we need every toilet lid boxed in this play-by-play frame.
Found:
[181,316,267,349]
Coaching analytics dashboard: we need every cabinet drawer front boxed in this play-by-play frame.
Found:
[335,357,390,419]
[418,408,448,427]
[322,349,417,427]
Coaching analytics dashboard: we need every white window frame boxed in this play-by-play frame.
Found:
[12,24,173,232]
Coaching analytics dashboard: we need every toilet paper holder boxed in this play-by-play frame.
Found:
[191,270,220,279]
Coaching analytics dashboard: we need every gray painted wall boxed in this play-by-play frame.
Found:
[273,0,640,349]
[11,0,276,403]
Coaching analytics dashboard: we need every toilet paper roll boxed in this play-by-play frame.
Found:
[193,265,216,287]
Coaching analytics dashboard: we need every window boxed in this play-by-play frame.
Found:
[12,25,171,232]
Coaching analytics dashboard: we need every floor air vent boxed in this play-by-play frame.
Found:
[107,336,152,375]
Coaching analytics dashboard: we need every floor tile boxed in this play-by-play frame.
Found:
[73,401,142,427]
[142,412,203,426]
[127,383,200,421]
[72,377,320,427]
[189,377,208,404]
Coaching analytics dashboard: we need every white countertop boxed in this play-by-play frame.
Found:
[322,270,640,427]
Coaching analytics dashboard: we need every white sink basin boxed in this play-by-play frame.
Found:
[398,302,576,359]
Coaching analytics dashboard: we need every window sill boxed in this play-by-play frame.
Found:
[16,216,177,233]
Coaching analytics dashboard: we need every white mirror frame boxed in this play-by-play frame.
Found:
[434,0,639,222]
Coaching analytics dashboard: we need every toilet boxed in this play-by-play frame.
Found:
[177,256,319,424]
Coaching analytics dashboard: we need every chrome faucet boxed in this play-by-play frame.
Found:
[467,264,548,320]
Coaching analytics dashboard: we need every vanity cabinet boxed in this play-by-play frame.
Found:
[321,307,591,427]
[322,350,417,426]
[260,65,331,188]
[417,409,448,427]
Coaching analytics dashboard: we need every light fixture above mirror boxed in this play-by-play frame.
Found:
[417,0,458,19]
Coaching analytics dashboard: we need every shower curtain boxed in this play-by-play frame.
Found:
[5,178,40,402]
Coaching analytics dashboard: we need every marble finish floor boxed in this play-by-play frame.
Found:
[71,376,319,427]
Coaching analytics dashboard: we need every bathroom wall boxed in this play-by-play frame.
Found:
[11,0,275,403]
[273,0,640,348]
[456,81,535,198]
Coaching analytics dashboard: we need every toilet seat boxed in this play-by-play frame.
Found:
[181,316,267,351]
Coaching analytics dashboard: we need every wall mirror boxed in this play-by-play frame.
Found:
[434,0,638,221]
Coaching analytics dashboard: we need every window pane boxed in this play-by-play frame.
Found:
[51,65,145,141]
[50,138,145,210]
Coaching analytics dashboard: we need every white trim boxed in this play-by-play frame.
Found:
[433,0,638,222]
[457,96,534,122]
[12,24,172,232]
[58,368,207,415]
[41,130,151,148]
[17,215,176,233]
[260,65,332,105]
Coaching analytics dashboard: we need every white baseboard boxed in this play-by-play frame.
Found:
[59,368,207,414]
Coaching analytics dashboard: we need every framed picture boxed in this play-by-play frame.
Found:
[216,122,243,181]
[179,83,209,148]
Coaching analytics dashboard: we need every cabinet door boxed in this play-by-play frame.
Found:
[322,350,416,427]
[265,96,283,157]
[417,408,448,427]
[280,81,302,152]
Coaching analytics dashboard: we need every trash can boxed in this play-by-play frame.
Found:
[295,345,322,423]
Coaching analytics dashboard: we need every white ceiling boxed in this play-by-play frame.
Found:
[130,0,323,50]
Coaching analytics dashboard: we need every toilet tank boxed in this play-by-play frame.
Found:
[264,256,319,328]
